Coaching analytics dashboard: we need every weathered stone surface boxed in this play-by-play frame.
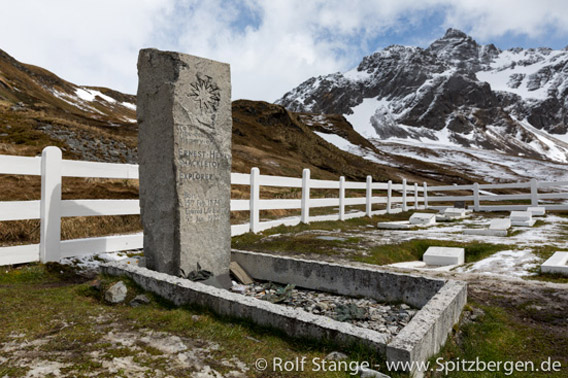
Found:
[105,281,127,303]
[137,48,232,276]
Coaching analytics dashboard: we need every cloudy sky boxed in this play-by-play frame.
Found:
[1,0,567,101]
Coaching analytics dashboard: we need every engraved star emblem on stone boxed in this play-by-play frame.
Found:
[189,74,221,113]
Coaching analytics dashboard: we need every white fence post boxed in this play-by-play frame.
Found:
[387,180,392,214]
[473,182,480,211]
[423,182,428,208]
[530,178,539,206]
[366,175,372,217]
[339,176,345,221]
[414,183,418,210]
[402,179,408,212]
[39,146,62,263]
[301,168,310,223]
[249,167,260,233]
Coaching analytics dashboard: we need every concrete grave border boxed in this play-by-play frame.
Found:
[102,250,466,376]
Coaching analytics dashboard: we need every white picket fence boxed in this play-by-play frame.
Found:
[1,146,567,266]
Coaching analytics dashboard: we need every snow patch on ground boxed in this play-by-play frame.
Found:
[345,98,381,138]
[75,88,116,103]
[314,131,359,151]
[60,250,141,272]
[456,250,540,277]
[121,101,136,110]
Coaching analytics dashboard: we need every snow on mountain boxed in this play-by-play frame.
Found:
[277,28,568,164]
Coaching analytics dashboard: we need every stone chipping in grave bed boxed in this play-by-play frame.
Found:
[231,282,417,337]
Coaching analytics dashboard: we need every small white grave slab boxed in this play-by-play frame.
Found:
[377,221,412,230]
[409,213,436,226]
[437,207,468,221]
[464,229,507,237]
[423,247,465,266]
[489,218,511,230]
[527,207,546,217]
[444,208,467,217]
[541,252,568,276]
[510,211,536,227]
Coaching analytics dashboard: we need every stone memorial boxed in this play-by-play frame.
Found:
[437,207,467,221]
[409,212,436,226]
[510,211,535,227]
[541,252,568,276]
[137,48,232,277]
[527,206,546,217]
[464,218,510,237]
[490,218,511,230]
[423,247,465,266]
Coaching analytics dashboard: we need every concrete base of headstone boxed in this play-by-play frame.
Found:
[423,247,465,266]
[464,229,508,237]
[527,207,546,217]
[541,252,568,276]
[409,213,437,226]
[377,221,412,230]
[102,250,467,377]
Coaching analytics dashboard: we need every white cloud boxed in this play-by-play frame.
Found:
[1,0,567,102]
[443,0,568,40]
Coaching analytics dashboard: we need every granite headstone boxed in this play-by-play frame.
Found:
[137,48,232,277]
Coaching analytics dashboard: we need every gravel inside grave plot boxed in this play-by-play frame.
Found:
[231,282,417,337]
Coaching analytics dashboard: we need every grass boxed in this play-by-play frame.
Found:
[2,262,567,377]
[430,302,568,377]
[355,239,509,266]
[233,213,510,266]
[0,264,384,378]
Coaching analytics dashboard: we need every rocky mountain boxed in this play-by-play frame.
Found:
[0,48,138,162]
[277,28,568,163]
[0,48,455,184]
[2,47,567,187]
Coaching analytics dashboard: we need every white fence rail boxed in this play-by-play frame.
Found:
[1,147,567,266]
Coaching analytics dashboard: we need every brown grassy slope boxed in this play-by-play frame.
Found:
[233,100,415,182]
[0,47,473,185]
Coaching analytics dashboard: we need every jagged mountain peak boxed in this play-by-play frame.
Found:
[442,28,469,40]
[276,29,568,164]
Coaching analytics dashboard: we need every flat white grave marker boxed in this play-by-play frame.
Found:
[423,247,465,266]
[377,221,412,230]
[490,219,511,230]
[527,207,546,217]
[409,213,436,226]
[510,211,535,227]
[541,252,568,276]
